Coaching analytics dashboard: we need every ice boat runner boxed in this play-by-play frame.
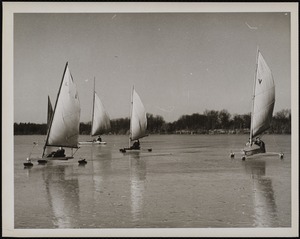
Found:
[79,78,111,145]
[37,62,81,163]
[120,87,152,153]
[243,50,275,157]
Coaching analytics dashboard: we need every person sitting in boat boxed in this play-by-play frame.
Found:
[254,137,261,146]
[260,140,266,152]
[254,137,266,152]
[96,136,102,142]
[51,147,65,157]
[130,140,140,150]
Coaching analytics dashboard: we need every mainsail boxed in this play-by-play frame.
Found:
[91,79,111,136]
[130,88,147,141]
[43,62,81,155]
[250,51,275,141]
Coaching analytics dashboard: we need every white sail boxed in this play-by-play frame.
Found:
[45,63,81,149]
[130,88,147,141]
[251,51,275,139]
[91,91,111,136]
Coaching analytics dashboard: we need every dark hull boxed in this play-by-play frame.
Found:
[35,156,73,164]
[38,159,47,164]
[24,162,33,167]
[78,159,87,164]
[243,144,266,156]
[79,141,106,145]
[119,148,140,153]
[49,156,73,160]
[119,148,152,153]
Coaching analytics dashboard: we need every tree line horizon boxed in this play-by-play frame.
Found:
[14,109,291,135]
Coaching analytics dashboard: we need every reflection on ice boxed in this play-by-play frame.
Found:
[14,134,291,229]
[91,145,113,194]
[244,160,278,227]
[42,165,80,228]
[129,152,146,222]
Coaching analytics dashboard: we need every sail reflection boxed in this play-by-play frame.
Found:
[42,164,80,228]
[129,152,146,222]
[91,145,113,195]
[244,160,278,227]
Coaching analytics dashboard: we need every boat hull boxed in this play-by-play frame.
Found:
[33,156,73,163]
[119,148,152,153]
[78,159,87,164]
[47,156,73,160]
[24,162,33,167]
[37,159,48,164]
[243,144,266,156]
[120,148,140,153]
[79,141,106,145]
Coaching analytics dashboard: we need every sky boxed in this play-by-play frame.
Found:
[13,9,292,123]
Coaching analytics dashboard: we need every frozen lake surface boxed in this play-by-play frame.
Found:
[14,134,291,229]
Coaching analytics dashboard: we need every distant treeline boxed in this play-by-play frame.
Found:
[14,109,291,135]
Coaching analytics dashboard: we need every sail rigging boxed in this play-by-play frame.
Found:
[250,51,275,141]
[91,79,111,136]
[43,62,81,156]
[130,87,147,141]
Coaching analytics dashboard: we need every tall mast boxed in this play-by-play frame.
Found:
[249,47,259,145]
[91,77,96,137]
[42,62,69,157]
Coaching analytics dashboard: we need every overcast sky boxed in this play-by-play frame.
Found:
[14,11,291,123]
